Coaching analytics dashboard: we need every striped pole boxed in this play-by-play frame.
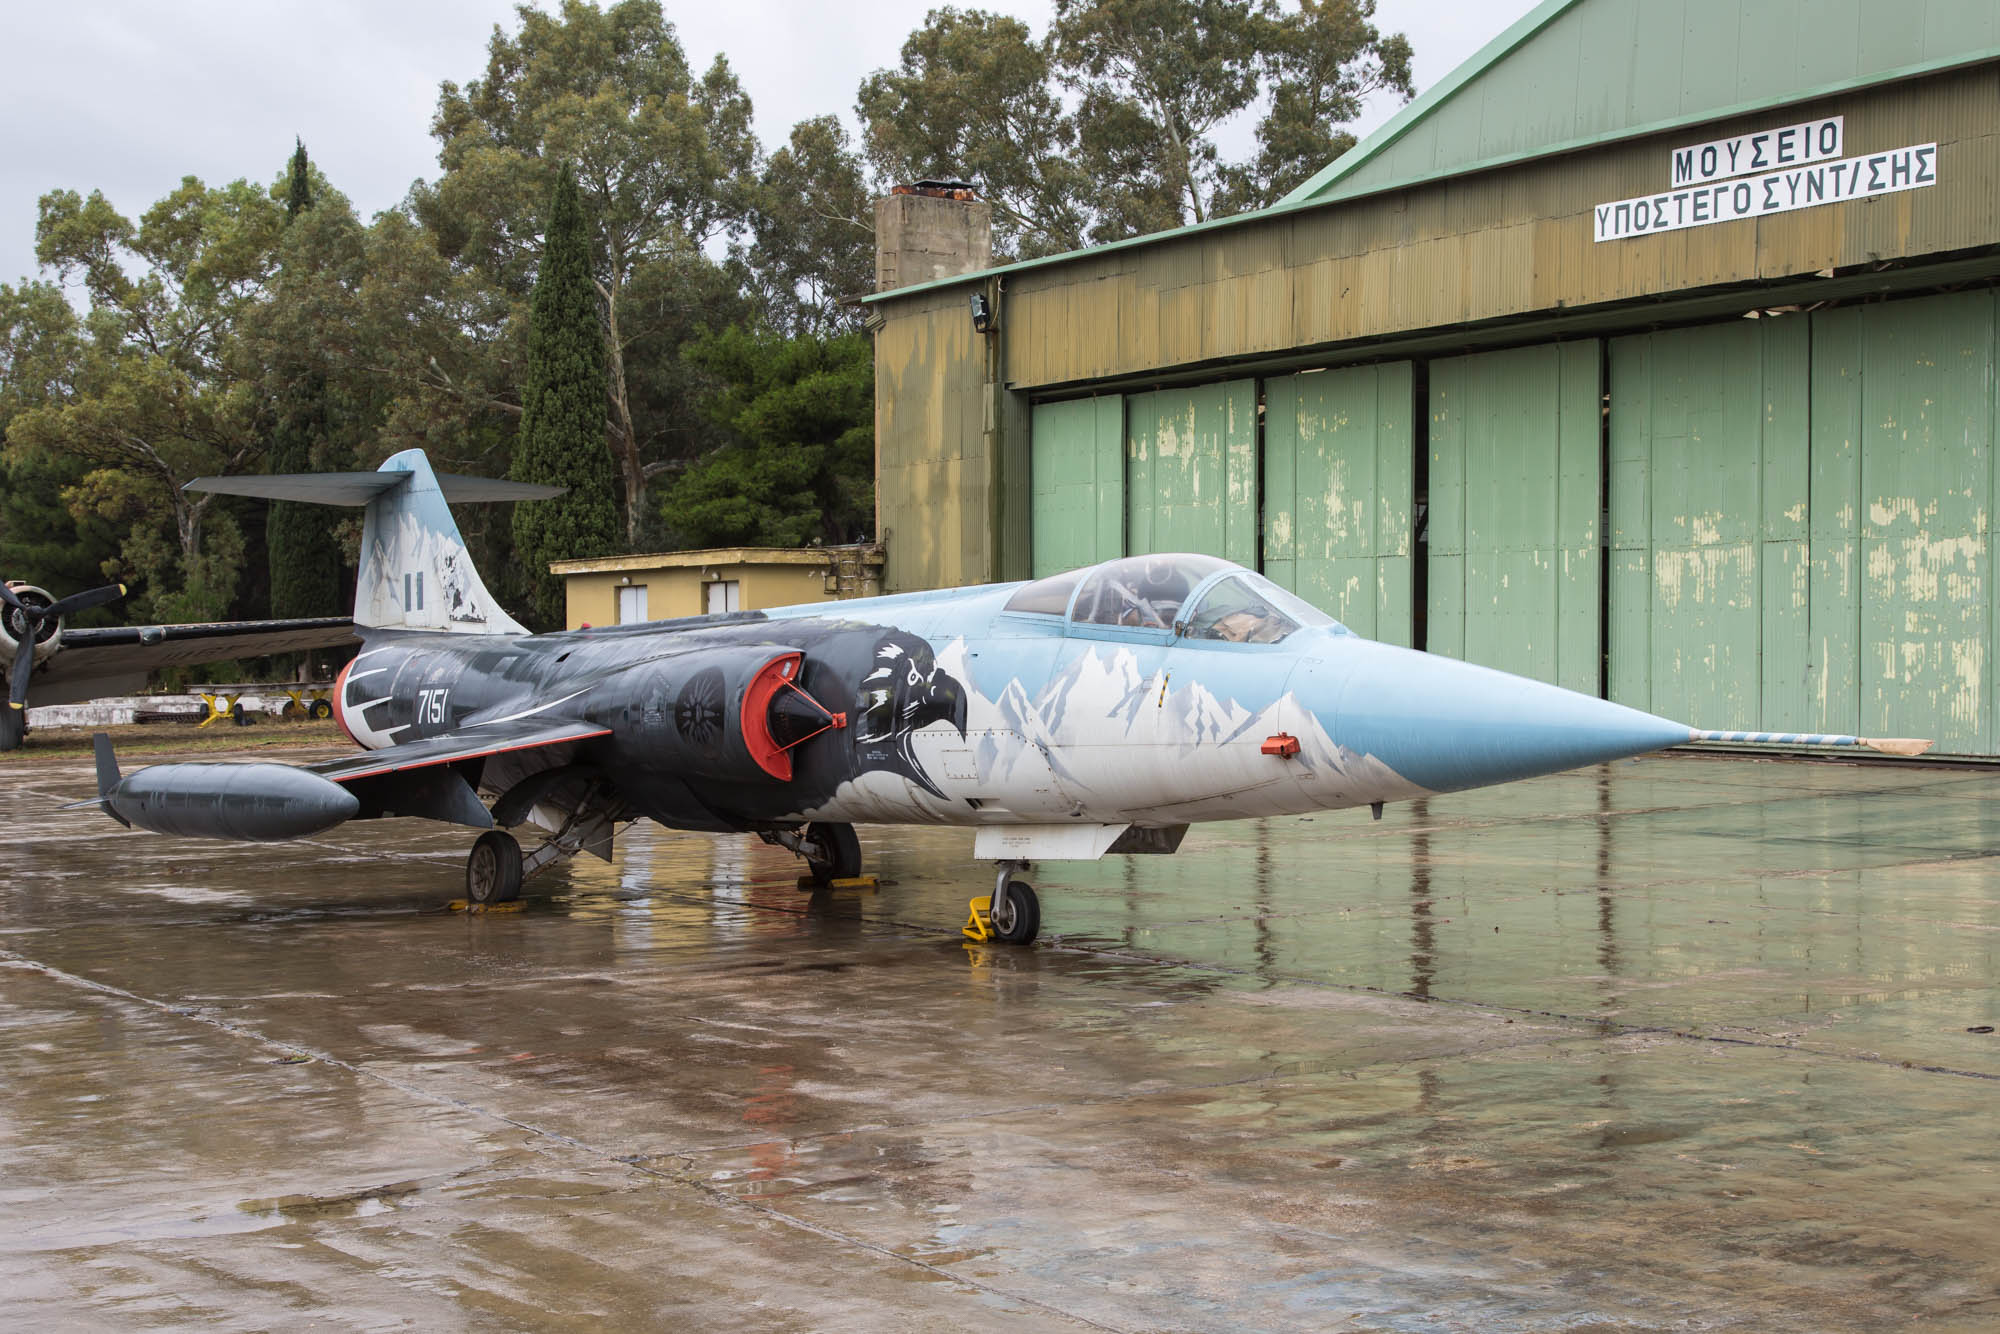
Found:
[1688,729,1933,757]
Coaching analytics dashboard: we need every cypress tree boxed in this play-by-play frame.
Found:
[267,139,345,627]
[284,138,310,218]
[511,164,620,627]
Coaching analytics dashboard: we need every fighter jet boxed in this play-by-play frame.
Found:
[72,449,1931,944]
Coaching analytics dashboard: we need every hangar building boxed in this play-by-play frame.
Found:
[863,0,2000,756]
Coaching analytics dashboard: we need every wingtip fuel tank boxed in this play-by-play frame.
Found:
[98,752,359,841]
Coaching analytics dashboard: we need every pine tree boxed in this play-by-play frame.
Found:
[266,140,345,627]
[511,164,621,627]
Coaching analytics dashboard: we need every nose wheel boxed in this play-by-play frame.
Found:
[966,862,1040,945]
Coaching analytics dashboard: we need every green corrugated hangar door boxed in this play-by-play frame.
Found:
[1029,396,1124,576]
[1428,342,1603,694]
[1263,363,1416,645]
[1607,320,1812,733]
[1608,294,1996,754]
[1813,293,1996,755]
[1124,379,1258,566]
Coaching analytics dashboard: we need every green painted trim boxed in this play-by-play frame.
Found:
[1291,47,2000,207]
[863,47,2000,309]
[1276,0,1584,206]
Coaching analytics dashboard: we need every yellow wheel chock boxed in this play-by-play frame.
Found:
[963,894,995,941]
[278,687,332,720]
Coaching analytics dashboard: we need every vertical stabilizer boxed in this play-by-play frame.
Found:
[357,450,529,636]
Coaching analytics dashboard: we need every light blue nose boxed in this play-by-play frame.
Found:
[1296,639,1693,795]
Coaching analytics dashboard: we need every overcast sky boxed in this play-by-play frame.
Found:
[0,0,1537,288]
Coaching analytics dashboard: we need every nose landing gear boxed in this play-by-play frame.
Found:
[965,861,1040,945]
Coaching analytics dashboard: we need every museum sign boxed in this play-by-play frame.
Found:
[1594,114,1936,242]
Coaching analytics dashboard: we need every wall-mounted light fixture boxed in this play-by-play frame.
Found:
[969,291,994,334]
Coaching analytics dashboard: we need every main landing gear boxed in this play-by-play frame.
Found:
[466,830,523,905]
[463,789,623,906]
[965,861,1040,945]
[761,821,862,887]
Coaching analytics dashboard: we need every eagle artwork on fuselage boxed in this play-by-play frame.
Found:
[70,449,1935,944]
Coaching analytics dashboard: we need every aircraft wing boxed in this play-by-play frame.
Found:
[305,720,612,784]
[30,618,359,706]
[303,720,614,831]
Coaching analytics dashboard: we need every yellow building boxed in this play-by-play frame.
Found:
[550,544,885,630]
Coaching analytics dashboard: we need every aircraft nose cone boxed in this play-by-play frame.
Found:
[1302,640,1692,795]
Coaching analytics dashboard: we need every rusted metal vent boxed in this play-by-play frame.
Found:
[894,180,979,200]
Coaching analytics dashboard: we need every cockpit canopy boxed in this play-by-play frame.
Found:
[1002,554,1344,644]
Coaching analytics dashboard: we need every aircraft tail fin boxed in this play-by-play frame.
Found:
[186,450,561,637]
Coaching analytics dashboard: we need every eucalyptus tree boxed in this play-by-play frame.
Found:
[8,178,285,621]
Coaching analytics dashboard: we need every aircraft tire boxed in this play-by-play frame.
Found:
[992,879,1040,945]
[466,830,523,905]
[804,821,862,885]
[309,699,334,721]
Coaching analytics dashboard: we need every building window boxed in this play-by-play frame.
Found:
[617,584,648,624]
[705,579,739,614]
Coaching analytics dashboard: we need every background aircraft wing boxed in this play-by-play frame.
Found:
[30,618,358,706]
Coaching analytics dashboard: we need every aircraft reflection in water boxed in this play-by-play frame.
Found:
[74,449,1931,944]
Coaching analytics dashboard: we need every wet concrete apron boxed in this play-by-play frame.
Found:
[2,749,1995,1331]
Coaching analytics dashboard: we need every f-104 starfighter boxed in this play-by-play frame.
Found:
[73,449,1930,944]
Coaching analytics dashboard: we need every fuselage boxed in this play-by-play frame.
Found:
[332,556,1693,839]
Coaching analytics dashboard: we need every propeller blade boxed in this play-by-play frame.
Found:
[47,582,127,618]
[9,634,34,707]
[0,582,23,614]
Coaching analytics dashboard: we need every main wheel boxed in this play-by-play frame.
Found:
[990,879,1040,945]
[466,830,523,905]
[803,821,862,885]
[308,698,334,720]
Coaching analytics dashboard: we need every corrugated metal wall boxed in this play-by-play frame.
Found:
[1124,380,1259,566]
[1428,342,1603,695]
[1813,292,1995,753]
[1608,320,1812,731]
[1609,293,1996,752]
[1029,397,1124,576]
[1264,364,1416,644]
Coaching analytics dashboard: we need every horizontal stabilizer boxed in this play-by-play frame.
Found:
[184,472,565,505]
[1688,729,1935,757]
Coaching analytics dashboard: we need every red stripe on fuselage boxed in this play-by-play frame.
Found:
[328,728,612,782]
[330,656,361,748]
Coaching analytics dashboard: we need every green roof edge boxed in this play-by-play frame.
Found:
[861,40,2000,307]
[1275,0,1585,207]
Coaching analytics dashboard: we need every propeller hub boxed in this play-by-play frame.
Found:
[2,585,60,647]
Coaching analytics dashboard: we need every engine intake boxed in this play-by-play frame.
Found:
[634,645,847,786]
